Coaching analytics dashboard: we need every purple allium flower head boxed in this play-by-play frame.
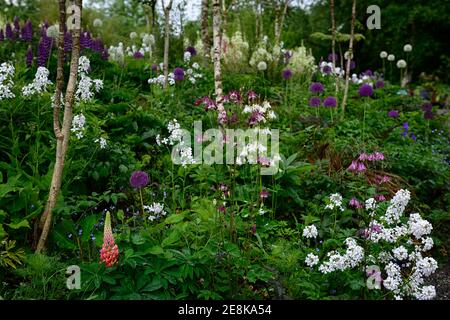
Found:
[424,111,434,120]
[323,96,337,108]
[282,69,293,79]
[350,60,356,70]
[375,80,384,89]
[26,47,33,67]
[173,67,185,81]
[309,96,321,107]
[420,90,430,100]
[101,48,109,61]
[21,20,33,42]
[129,171,149,189]
[358,84,374,97]
[0,29,4,41]
[388,110,399,118]
[133,51,144,59]
[328,53,339,62]
[363,69,373,77]
[186,46,197,56]
[64,32,72,52]
[247,90,258,102]
[151,64,158,71]
[421,102,432,112]
[309,82,324,94]
[5,23,14,40]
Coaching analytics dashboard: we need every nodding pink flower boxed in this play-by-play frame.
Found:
[375,194,386,202]
[356,162,366,172]
[358,153,368,161]
[258,157,271,167]
[382,176,391,183]
[367,154,375,161]
[347,160,358,172]
[219,184,228,192]
[373,152,385,161]
[247,90,258,102]
[259,189,270,200]
[349,198,363,209]
[100,212,119,268]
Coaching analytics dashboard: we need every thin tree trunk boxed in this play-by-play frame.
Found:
[162,0,173,90]
[274,0,289,46]
[36,0,83,253]
[201,0,211,61]
[340,0,356,117]
[330,0,338,94]
[212,0,224,114]
[222,0,236,40]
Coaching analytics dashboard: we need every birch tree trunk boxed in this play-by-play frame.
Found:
[212,0,224,114]
[201,0,211,62]
[330,0,338,94]
[274,0,290,46]
[340,0,356,117]
[162,0,173,90]
[36,0,83,253]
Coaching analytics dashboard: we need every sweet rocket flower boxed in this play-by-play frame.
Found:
[375,194,387,202]
[173,67,185,81]
[309,82,324,94]
[22,66,52,97]
[309,96,321,107]
[130,171,149,189]
[0,62,16,101]
[282,69,293,79]
[305,253,319,267]
[358,83,374,97]
[303,225,318,239]
[388,110,399,118]
[100,211,119,268]
[323,96,337,108]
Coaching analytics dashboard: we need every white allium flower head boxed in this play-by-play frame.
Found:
[387,54,395,61]
[380,51,388,59]
[130,32,138,40]
[93,18,103,28]
[344,51,353,60]
[257,61,267,71]
[46,25,59,38]
[396,59,407,69]
[403,44,413,52]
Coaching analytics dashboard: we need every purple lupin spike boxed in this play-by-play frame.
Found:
[5,23,14,40]
[0,29,4,41]
[21,20,33,42]
[26,47,33,68]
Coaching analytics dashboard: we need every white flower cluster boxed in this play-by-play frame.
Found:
[71,113,86,139]
[108,43,125,64]
[319,61,344,77]
[148,73,175,87]
[383,189,410,225]
[318,238,364,274]
[242,101,276,123]
[75,56,103,103]
[156,119,196,167]
[305,253,319,267]
[0,62,15,100]
[325,193,344,211]
[221,32,249,71]
[287,46,316,75]
[302,225,318,239]
[144,202,167,221]
[365,198,378,213]
[94,137,107,149]
[125,33,155,58]
[350,73,376,85]
[22,67,53,97]
[249,46,273,70]
[184,57,203,84]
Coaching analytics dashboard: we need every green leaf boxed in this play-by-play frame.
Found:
[141,278,163,292]
[145,246,164,255]
[164,213,184,225]
[7,220,30,229]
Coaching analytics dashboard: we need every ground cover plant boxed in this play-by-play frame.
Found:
[0,0,449,301]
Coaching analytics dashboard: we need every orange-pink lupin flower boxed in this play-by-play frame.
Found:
[100,211,119,267]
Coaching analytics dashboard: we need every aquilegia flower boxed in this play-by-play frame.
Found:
[375,80,384,89]
[309,96,321,107]
[173,67,185,81]
[323,96,337,108]
[309,82,324,94]
[358,83,374,97]
[129,171,149,189]
[100,211,119,268]
[388,110,399,118]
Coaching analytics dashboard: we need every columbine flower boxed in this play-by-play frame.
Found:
[309,96,321,107]
[129,171,149,189]
[247,90,258,101]
[173,67,185,81]
[323,96,337,108]
[282,69,292,79]
[358,83,374,97]
[380,51,388,59]
[100,211,119,268]
[387,54,395,61]
[257,61,267,71]
[396,60,407,69]
[309,82,324,94]
[303,225,318,239]
[388,110,399,118]
[403,44,412,52]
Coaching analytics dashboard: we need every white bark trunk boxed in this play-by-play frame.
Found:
[212,0,224,114]
[340,0,356,116]
[162,0,173,90]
